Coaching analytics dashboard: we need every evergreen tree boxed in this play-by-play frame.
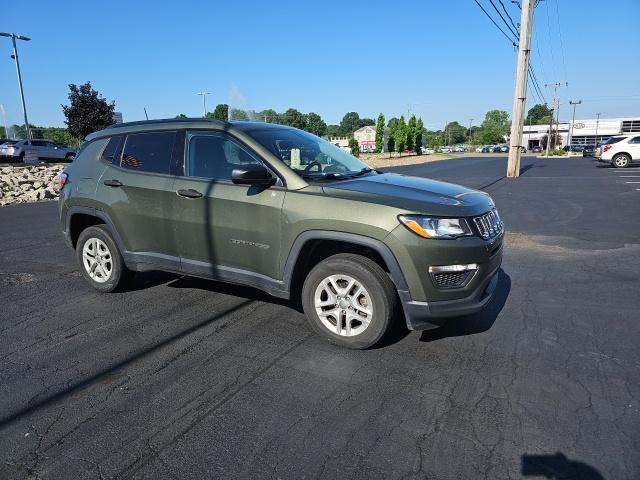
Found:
[415,118,424,154]
[395,116,407,155]
[348,137,360,157]
[375,113,385,153]
[387,118,398,153]
[406,115,417,152]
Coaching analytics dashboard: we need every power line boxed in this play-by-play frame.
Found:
[553,0,568,81]
[498,0,520,34]
[488,0,520,40]
[473,0,517,46]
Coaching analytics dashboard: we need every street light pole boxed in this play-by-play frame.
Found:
[594,113,601,147]
[196,91,211,117]
[1,32,32,141]
[468,118,474,144]
[567,100,582,150]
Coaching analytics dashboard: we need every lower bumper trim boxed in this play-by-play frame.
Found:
[399,269,500,331]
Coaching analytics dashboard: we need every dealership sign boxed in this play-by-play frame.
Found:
[573,122,585,129]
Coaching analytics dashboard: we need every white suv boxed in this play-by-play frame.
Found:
[597,134,640,168]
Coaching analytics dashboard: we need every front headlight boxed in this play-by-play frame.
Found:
[398,215,473,239]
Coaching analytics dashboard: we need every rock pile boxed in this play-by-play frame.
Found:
[0,165,64,206]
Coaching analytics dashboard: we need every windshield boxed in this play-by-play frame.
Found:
[246,127,371,179]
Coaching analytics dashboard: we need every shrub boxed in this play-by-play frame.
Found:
[549,149,567,156]
[349,138,360,157]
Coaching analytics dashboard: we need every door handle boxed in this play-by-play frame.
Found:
[103,179,123,187]
[177,189,203,198]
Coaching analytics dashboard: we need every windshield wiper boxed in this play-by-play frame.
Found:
[301,172,343,180]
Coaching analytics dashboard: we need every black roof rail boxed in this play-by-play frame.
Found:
[105,118,230,129]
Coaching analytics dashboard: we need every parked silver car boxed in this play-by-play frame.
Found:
[0,139,76,162]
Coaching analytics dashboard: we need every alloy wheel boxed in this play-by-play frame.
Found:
[82,237,113,283]
[314,274,373,337]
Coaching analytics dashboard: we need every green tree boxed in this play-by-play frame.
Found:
[305,112,327,136]
[207,104,229,121]
[480,109,510,144]
[258,109,280,123]
[374,113,385,153]
[349,137,360,157]
[340,112,361,136]
[326,124,341,138]
[281,108,307,130]
[387,117,398,152]
[230,108,249,120]
[526,103,553,125]
[444,121,466,144]
[414,117,424,154]
[406,115,417,152]
[359,118,375,128]
[175,113,188,119]
[395,116,407,155]
[62,82,115,140]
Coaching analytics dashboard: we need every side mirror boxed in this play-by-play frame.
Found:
[231,164,275,186]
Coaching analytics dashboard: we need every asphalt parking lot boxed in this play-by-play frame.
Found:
[1,155,639,479]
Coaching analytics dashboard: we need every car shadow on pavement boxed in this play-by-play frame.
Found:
[521,452,604,479]
[419,269,511,343]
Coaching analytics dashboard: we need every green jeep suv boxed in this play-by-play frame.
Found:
[59,119,503,348]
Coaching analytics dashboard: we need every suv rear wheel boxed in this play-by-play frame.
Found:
[302,253,397,349]
[76,225,132,292]
[612,153,631,168]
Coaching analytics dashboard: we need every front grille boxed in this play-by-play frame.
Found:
[473,208,503,240]
[431,271,473,289]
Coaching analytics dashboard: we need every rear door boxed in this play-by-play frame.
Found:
[172,130,285,281]
[95,130,181,270]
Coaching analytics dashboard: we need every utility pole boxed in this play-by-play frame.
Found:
[143,107,149,120]
[0,32,32,141]
[567,100,582,149]
[594,113,601,146]
[468,118,474,144]
[543,82,567,156]
[507,0,535,177]
[196,91,210,117]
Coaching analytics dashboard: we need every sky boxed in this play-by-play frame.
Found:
[1,0,639,130]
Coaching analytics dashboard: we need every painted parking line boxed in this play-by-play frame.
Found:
[619,176,640,177]
[624,182,640,184]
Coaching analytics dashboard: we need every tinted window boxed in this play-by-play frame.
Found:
[186,133,261,180]
[121,131,176,174]
[629,136,640,144]
[604,137,625,145]
[101,135,123,164]
[32,140,45,147]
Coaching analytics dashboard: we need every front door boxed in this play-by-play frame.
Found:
[172,130,285,284]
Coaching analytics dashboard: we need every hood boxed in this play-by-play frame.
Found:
[321,172,494,217]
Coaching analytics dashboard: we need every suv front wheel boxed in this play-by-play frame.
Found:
[302,253,397,349]
[76,225,132,292]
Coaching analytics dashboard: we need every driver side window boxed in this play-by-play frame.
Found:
[186,132,261,180]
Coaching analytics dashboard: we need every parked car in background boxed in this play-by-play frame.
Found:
[0,138,12,146]
[0,139,76,162]
[440,146,453,153]
[583,145,596,157]
[475,146,483,153]
[596,134,640,168]
[481,145,493,153]
[421,146,434,154]
[531,145,542,153]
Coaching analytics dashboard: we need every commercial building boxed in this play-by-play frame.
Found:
[353,125,376,152]
[522,117,640,148]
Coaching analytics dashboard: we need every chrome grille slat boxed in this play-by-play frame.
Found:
[473,208,503,240]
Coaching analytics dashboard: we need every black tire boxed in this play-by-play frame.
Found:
[612,153,630,168]
[76,225,132,293]
[301,253,397,349]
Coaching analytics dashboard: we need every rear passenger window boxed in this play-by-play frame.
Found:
[121,131,176,174]
[101,136,123,164]
[630,136,640,144]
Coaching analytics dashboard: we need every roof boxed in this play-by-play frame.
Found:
[87,118,296,141]
[354,125,376,133]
